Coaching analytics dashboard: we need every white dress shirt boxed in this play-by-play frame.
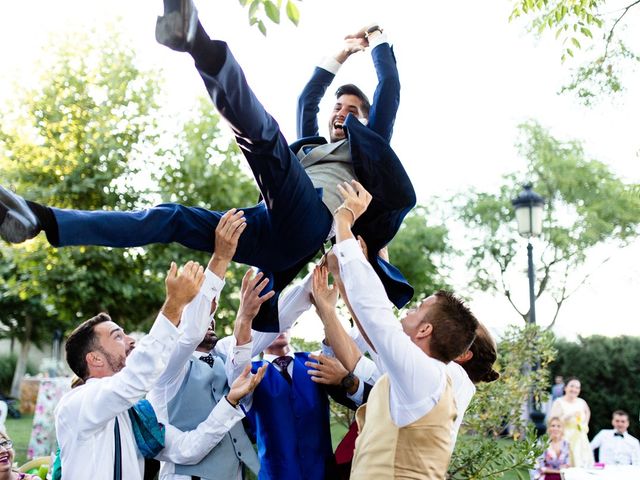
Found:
[334,239,447,427]
[591,429,640,465]
[55,314,180,480]
[146,270,250,480]
[446,361,475,448]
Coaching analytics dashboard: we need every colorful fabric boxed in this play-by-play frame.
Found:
[27,377,71,459]
[534,440,570,479]
[128,399,165,459]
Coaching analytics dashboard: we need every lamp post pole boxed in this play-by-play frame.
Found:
[512,183,546,436]
[527,241,536,325]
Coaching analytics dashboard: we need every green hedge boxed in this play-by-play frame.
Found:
[550,336,640,439]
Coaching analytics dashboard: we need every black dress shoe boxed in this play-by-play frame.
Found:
[0,185,40,243]
[156,0,198,52]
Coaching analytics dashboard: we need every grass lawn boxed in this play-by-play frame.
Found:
[4,413,34,465]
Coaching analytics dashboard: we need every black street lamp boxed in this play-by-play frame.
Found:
[511,183,546,435]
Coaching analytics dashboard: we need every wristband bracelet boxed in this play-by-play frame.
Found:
[225,395,239,408]
[334,205,356,224]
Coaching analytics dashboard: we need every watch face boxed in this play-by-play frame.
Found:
[341,373,355,389]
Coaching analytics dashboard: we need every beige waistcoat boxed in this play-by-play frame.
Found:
[350,374,455,480]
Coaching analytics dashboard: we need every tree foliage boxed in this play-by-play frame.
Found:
[388,205,455,298]
[148,95,259,336]
[456,121,640,326]
[0,25,260,393]
[449,324,557,478]
[237,0,302,35]
[509,0,640,103]
[551,335,640,439]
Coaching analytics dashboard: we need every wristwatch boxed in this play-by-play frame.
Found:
[365,25,383,38]
[340,372,357,390]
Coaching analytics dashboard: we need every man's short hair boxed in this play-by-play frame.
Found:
[335,84,371,118]
[425,291,479,363]
[65,313,112,380]
[613,410,629,419]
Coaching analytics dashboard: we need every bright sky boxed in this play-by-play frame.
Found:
[1,0,639,341]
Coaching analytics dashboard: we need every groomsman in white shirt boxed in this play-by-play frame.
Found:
[591,410,640,465]
[328,180,479,479]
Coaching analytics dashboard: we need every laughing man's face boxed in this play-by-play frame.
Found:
[328,94,366,142]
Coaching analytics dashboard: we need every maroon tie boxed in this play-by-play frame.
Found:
[273,356,293,383]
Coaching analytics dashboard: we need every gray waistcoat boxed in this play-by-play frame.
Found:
[298,139,356,214]
[167,356,259,479]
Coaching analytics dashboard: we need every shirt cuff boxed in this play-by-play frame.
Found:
[202,269,225,301]
[231,341,253,367]
[319,56,342,74]
[333,238,366,264]
[209,395,245,426]
[368,32,388,50]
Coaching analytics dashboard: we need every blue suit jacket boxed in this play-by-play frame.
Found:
[292,42,416,308]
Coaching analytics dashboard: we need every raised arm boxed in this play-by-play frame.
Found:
[148,210,246,420]
[61,262,205,435]
[297,33,367,138]
[311,264,363,372]
[157,364,267,465]
[333,181,445,425]
[363,28,400,142]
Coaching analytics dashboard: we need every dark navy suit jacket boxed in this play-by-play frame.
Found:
[291,41,416,308]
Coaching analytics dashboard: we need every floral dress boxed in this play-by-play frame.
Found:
[534,439,570,480]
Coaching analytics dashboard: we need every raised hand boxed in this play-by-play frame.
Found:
[335,180,373,224]
[214,208,246,263]
[226,364,268,406]
[311,265,338,318]
[237,269,276,324]
[305,353,349,386]
[163,261,206,325]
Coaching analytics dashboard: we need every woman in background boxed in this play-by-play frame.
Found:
[549,377,594,467]
[534,416,571,479]
[0,431,40,480]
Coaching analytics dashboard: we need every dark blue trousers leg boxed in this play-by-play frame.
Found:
[193,40,332,268]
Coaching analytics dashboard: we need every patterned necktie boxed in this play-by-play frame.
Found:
[273,356,293,383]
[199,353,215,368]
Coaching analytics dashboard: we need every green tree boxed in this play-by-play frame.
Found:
[0,26,165,395]
[388,206,454,298]
[509,0,640,103]
[448,324,556,479]
[456,121,640,326]
[148,95,259,336]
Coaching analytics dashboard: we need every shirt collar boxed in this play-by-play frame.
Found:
[263,352,295,364]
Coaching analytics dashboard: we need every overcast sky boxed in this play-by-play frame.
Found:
[1,0,639,341]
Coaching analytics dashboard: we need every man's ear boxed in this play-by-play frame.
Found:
[85,351,103,370]
[416,322,433,340]
[455,349,474,364]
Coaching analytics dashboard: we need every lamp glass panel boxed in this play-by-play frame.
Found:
[530,204,543,236]
[515,207,532,237]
